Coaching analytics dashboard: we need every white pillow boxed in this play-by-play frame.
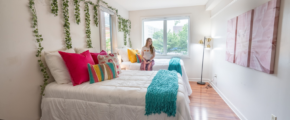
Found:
[44,49,75,84]
[74,48,99,53]
[117,47,130,62]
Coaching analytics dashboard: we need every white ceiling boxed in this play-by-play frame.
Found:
[112,0,209,11]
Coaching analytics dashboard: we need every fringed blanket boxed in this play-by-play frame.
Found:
[145,70,179,117]
[168,58,182,76]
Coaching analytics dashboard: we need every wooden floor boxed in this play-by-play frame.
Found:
[189,82,240,120]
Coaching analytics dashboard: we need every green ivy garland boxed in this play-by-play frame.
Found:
[51,0,58,16]
[74,0,81,24]
[62,0,72,49]
[93,5,99,27]
[117,15,131,47]
[85,2,93,48]
[29,0,50,96]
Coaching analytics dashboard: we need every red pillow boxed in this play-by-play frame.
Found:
[90,50,107,64]
[59,50,95,86]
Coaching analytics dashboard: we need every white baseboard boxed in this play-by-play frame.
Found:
[209,82,247,120]
[188,78,210,82]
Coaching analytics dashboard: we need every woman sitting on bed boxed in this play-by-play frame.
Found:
[140,38,155,71]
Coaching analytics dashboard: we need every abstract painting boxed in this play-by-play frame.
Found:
[235,10,253,67]
[250,0,280,74]
[226,17,237,63]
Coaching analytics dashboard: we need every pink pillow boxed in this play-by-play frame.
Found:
[59,50,95,86]
[90,50,107,64]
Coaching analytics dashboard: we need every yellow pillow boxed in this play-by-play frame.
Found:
[127,49,138,63]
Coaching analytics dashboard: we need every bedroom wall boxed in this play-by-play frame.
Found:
[0,0,128,120]
[210,0,290,119]
[129,6,212,80]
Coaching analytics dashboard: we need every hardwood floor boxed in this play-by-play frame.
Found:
[189,81,240,120]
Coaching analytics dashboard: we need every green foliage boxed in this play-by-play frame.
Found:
[29,0,49,96]
[85,2,92,48]
[152,23,188,55]
[93,5,99,27]
[51,0,58,16]
[117,15,131,47]
[106,38,111,52]
[74,0,81,24]
[62,0,72,49]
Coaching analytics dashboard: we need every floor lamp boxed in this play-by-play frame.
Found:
[197,37,206,85]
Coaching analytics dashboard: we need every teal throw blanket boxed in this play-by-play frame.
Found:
[168,58,182,76]
[145,70,179,117]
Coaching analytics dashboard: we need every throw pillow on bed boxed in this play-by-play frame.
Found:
[136,54,143,63]
[87,62,117,83]
[90,50,107,64]
[74,48,98,53]
[117,47,130,62]
[97,53,121,75]
[59,50,95,86]
[127,49,139,63]
[44,48,75,84]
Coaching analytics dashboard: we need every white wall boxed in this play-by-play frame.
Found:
[210,0,290,119]
[129,6,212,80]
[0,0,128,120]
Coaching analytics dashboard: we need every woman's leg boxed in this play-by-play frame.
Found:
[147,60,155,71]
[140,60,146,71]
[145,60,150,71]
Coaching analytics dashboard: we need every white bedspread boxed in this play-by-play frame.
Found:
[121,59,192,95]
[41,70,191,120]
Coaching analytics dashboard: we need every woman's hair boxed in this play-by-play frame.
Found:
[145,38,154,54]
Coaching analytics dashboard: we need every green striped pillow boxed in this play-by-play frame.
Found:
[87,62,118,84]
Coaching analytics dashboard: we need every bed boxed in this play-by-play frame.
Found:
[120,59,192,96]
[41,70,191,120]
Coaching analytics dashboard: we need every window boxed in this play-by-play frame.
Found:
[143,16,190,56]
[104,12,112,53]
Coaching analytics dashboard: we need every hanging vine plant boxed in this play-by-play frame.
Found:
[29,0,50,96]
[62,0,72,49]
[117,15,131,47]
[51,0,58,16]
[84,2,92,48]
[93,5,99,27]
[74,0,81,24]
[128,20,132,47]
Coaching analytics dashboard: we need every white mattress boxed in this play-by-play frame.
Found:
[121,59,192,95]
[41,70,191,120]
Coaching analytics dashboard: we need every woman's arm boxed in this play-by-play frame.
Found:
[149,50,155,62]
[141,50,146,62]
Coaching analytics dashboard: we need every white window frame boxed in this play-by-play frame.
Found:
[142,16,190,58]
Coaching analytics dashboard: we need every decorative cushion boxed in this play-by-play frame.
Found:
[88,62,117,84]
[136,54,143,63]
[59,50,95,86]
[117,47,130,62]
[98,53,121,75]
[74,48,99,53]
[127,49,139,63]
[44,48,75,84]
[90,50,107,64]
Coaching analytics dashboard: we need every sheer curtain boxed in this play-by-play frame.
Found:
[99,5,118,53]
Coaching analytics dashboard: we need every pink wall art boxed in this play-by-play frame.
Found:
[226,17,237,63]
[226,0,280,74]
[250,0,280,74]
[235,10,254,67]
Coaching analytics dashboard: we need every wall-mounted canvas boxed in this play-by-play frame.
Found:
[235,10,253,67]
[250,0,280,74]
[226,17,237,63]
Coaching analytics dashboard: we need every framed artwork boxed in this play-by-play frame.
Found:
[235,10,254,67]
[226,17,237,63]
[250,0,280,74]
